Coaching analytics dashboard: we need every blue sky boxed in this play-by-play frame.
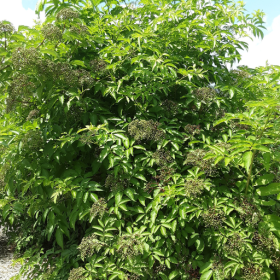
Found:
[2,0,280,68]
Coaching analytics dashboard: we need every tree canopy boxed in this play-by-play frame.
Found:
[1,0,280,279]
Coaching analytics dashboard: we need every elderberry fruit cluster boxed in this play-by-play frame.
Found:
[68,267,86,280]
[202,207,225,229]
[116,234,144,259]
[194,87,216,103]
[184,124,201,135]
[90,58,107,73]
[105,174,128,194]
[224,233,245,256]
[56,8,79,21]
[184,149,217,176]
[0,21,14,34]
[184,178,205,198]
[69,24,88,35]
[12,48,40,71]
[9,74,35,99]
[152,149,173,166]
[27,109,39,121]
[128,119,165,142]
[22,130,43,151]
[90,198,107,219]
[242,264,265,280]
[238,198,261,227]
[161,99,178,114]
[41,24,62,41]
[78,234,104,261]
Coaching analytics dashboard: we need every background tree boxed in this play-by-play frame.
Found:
[1,0,280,279]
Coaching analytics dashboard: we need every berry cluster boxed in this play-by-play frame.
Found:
[202,207,225,229]
[78,234,104,261]
[242,264,265,280]
[116,234,144,259]
[69,24,88,35]
[9,74,35,99]
[128,119,165,142]
[224,233,245,256]
[68,267,86,280]
[184,149,217,176]
[41,24,62,41]
[12,49,94,89]
[0,21,14,34]
[184,178,205,198]
[56,8,79,21]
[90,198,107,219]
[186,266,200,280]
[105,174,128,194]
[194,87,216,103]
[79,132,96,146]
[154,263,167,274]
[184,124,201,135]
[27,109,39,121]
[212,256,226,280]
[22,130,43,152]
[238,198,260,227]
[161,99,178,115]
[12,48,40,71]
[253,231,277,253]
[90,58,107,73]
[152,149,173,166]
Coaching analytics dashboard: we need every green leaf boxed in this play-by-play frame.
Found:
[115,192,123,206]
[255,174,274,186]
[99,145,110,162]
[195,239,204,253]
[134,174,147,181]
[55,228,64,249]
[200,262,212,274]
[70,60,86,67]
[243,151,253,173]
[169,270,179,279]
[200,270,213,280]
[256,183,280,196]
[133,145,146,150]
[124,188,135,201]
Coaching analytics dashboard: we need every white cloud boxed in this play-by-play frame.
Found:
[0,0,45,30]
[237,14,280,68]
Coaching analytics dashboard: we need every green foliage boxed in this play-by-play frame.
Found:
[0,0,280,280]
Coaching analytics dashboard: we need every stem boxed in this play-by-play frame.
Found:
[245,112,272,195]
[36,38,45,49]
[4,32,6,50]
